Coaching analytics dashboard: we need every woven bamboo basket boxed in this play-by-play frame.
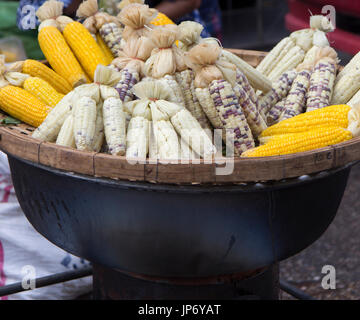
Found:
[0,49,358,185]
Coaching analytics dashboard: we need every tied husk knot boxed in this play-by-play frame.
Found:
[185,42,237,88]
[36,0,74,31]
[144,25,187,78]
[111,36,155,76]
[118,3,157,41]
[76,0,121,34]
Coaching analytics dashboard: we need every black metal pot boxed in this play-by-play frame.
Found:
[8,154,353,278]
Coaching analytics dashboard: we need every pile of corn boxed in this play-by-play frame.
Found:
[0,0,359,160]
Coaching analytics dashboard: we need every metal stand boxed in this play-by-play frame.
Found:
[92,264,279,300]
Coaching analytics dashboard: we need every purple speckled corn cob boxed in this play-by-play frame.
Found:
[209,79,255,155]
[233,69,267,137]
[99,22,123,57]
[115,68,140,103]
[279,69,311,121]
[266,99,286,126]
[306,59,336,112]
[258,69,297,118]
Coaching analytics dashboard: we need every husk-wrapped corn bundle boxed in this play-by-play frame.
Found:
[185,42,257,155]
[77,0,122,59]
[111,36,155,102]
[117,3,157,42]
[128,80,216,160]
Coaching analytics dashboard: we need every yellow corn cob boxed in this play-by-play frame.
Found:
[331,70,360,105]
[0,85,49,127]
[278,69,311,121]
[91,103,105,152]
[62,21,108,80]
[23,77,64,107]
[22,59,72,94]
[268,45,305,81]
[150,12,175,26]
[336,51,360,81]
[306,58,337,112]
[256,37,296,76]
[242,126,352,157]
[195,87,223,128]
[103,97,126,155]
[126,116,149,158]
[175,69,212,130]
[260,104,351,137]
[221,50,272,93]
[96,32,114,64]
[209,79,255,155]
[32,91,75,141]
[56,114,76,148]
[38,25,87,87]
[99,22,124,57]
[73,96,97,151]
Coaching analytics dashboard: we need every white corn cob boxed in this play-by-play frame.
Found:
[158,75,186,108]
[103,97,126,156]
[221,49,272,93]
[278,69,311,121]
[258,69,297,118]
[99,22,123,57]
[56,114,76,148]
[347,88,360,107]
[115,68,140,103]
[126,116,149,159]
[268,45,305,81]
[195,87,223,128]
[73,96,97,151]
[165,105,215,159]
[153,120,180,160]
[307,58,337,111]
[289,28,314,52]
[148,121,158,160]
[174,69,212,130]
[91,104,105,152]
[32,91,75,142]
[256,37,296,76]
[336,52,360,81]
[209,79,255,155]
[266,99,286,126]
[331,70,360,105]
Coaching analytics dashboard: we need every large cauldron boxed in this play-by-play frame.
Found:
[8,154,353,278]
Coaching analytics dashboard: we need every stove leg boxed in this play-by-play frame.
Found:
[92,264,279,300]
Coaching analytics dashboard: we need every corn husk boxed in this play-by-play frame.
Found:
[144,25,187,78]
[184,42,237,88]
[36,0,74,31]
[178,21,204,51]
[117,3,157,41]
[0,55,29,88]
[297,46,338,71]
[310,15,335,33]
[76,0,121,34]
[111,36,154,76]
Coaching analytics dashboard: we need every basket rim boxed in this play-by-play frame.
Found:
[0,49,357,185]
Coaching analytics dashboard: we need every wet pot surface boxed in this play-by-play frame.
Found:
[8,155,352,277]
